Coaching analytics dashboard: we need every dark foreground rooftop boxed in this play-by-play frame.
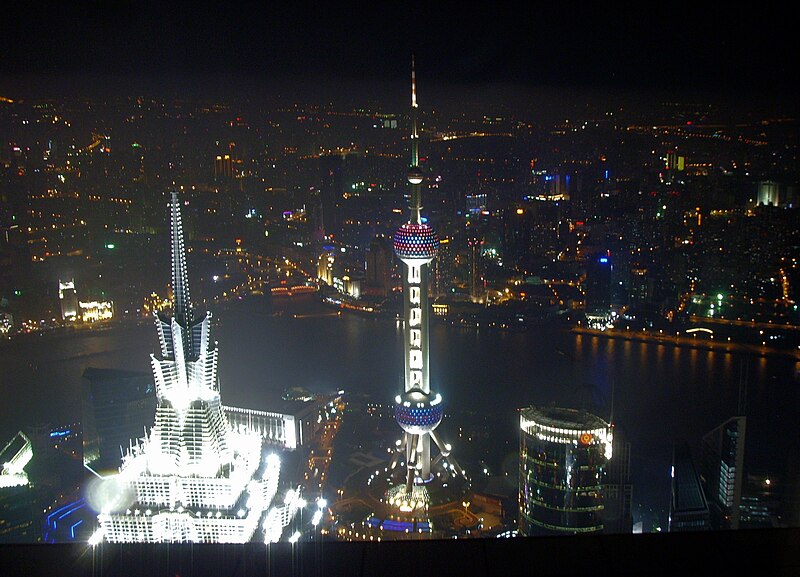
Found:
[1,528,798,577]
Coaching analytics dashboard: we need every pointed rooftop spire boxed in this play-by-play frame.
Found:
[169,191,192,328]
[411,54,418,111]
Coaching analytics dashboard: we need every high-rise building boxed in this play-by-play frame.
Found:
[316,246,336,286]
[93,192,294,544]
[502,207,533,269]
[384,58,465,515]
[467,235,484,302]
[739,473,782,528]
[432,236,453,297]
[669,442,709,532]
[665,151,685,172]
[318,154,344,238]
[756,180,781,207]
[628,265,654,308]
[518,406,612,536]
[584,252,613,313]
[701,416,746,530]
[81,368,157,474]
[602,427,633,533]
[465,192,487,215]
[213,154,233,180]
[364,236,391,298]
[538,173,570,201]
[0,309,12,334]
[0,431,33,490]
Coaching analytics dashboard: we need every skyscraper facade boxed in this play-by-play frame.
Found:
[467,235,484,302]
[431,236,452,298]
[81,367,156,473]
[518,406,612,536]
[669,441,710,532]
[602,427,633,533]
[364,236,391,298]
[701,416,746,530]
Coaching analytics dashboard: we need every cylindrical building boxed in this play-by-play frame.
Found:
[518,406,612,536]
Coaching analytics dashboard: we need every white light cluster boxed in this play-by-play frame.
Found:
[224,406,298,450]
[0,474,28,488]
[79,300,114,322]
[263,486,305,544]
[311,510,323,527]
[386,484,430,513]
[0,431,33,488]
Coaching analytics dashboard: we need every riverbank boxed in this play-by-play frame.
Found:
[572,325,800,360]
[0,316,151,348]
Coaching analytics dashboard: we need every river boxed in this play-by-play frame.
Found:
[2,294,798,526]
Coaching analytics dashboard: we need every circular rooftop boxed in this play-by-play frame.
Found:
[519,406,609,434]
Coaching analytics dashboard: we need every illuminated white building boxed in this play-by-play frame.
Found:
[79,300,114,322]
[386,60,464,513]
[59,279,78,321]
[317,248,335,286]
[333,275,361,299]
[95,192,295,543]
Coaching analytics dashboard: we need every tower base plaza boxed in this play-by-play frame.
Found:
[329,448,473,541]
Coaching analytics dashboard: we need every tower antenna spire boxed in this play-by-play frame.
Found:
[408,54,423,224]
[388,60,464,513]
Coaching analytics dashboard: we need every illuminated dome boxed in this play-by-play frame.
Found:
[393,223,438,261]
[394,389,443,435]
[407,166,424,185]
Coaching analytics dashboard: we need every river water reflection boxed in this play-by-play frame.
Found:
[2,295,798,526]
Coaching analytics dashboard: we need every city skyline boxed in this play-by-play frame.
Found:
[0,29,798,576]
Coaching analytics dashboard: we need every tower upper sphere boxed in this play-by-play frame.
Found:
[407,166,424,186]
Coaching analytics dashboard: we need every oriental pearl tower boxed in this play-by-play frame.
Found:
[386,57,465,514]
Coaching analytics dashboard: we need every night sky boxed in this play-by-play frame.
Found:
[1,2,797,107]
